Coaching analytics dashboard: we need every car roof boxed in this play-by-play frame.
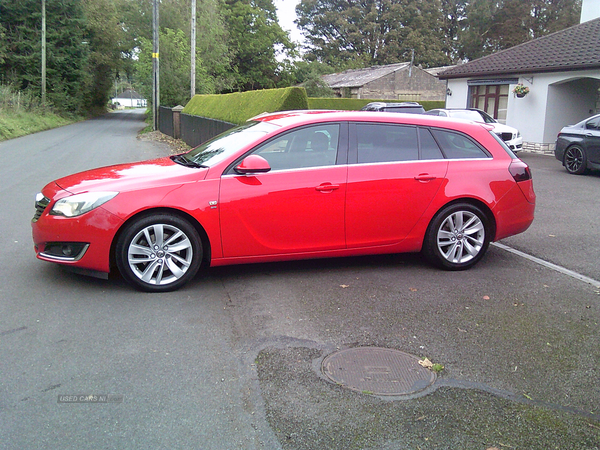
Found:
[250,110,493,133]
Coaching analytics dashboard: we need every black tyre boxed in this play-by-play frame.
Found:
[116,214,202,292]
[564,145,587,175]
[422,203,491,271]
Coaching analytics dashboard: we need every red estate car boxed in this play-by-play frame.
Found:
[32,111,535,292]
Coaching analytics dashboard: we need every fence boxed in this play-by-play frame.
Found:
[159,106,235,148]
[158,106,174,137]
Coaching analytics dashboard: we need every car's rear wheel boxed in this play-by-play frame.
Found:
[564,145,587,175]
[116,214,202,292]
[423,203,490,270]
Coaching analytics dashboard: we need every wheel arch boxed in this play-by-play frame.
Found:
[427,197,497,241]
[109,207,211,273]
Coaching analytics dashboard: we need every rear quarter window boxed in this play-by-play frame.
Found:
[430,129,490,159]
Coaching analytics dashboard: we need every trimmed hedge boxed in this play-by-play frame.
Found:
[183,87,309,125]
[307,97,445,111]
[182,87,446,125]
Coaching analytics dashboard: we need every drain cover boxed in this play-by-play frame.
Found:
[322,347,436,396]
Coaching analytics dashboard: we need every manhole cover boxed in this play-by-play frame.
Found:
[322,347,436,396]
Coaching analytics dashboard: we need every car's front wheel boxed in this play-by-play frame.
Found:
[564,145,587,175]
[116,214,202,292]
[422,203,491,270]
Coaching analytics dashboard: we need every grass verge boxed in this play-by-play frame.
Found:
[0,110,79,142]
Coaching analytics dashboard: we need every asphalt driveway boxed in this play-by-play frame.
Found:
[0,112,598,449]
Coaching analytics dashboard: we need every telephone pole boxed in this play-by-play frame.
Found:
[41,0,46,105]
[191,0,196,99]
[152,0,160,130]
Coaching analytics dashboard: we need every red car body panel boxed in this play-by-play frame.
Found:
[32,111,535,279]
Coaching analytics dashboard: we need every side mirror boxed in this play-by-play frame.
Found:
[235,155,271,174]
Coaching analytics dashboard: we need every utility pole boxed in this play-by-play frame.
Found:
[41,0,46,106]
[152,0,160,130]
[190,0,196,99]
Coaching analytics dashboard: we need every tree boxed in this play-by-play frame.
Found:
[222,0,294,91]
[0,23,6,65]
[458,0,581,60]
[82,0,127,111]
[0,0,88,111]
[135,27,215,107]
[296,0,451,69]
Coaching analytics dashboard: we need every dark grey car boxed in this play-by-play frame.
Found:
[555,113,600,174]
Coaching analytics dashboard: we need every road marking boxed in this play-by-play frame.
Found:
[492,242,600,289]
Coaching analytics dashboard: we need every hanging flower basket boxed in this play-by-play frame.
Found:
[513,83,529,98]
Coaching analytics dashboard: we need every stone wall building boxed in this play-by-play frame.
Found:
[322,63,453,101]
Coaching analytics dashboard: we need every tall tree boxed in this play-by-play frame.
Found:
[458,0,581,60]
[222,0,294,91]
[120,0,233,94]
[296,0,451,68]
[82,0,127,111]
[0,0,88,111]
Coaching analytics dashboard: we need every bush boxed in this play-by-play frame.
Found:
[183,87,309,125]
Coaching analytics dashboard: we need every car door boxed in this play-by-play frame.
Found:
[584,117,600,164]
[219,123,348,258]
[345,123,448,248]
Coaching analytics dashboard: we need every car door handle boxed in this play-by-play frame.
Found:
[414,174,437,182]
[315,183,340,192]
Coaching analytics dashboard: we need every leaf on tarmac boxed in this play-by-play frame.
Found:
[419,358,433,369]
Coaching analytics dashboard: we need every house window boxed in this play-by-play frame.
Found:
[469,84,509,124]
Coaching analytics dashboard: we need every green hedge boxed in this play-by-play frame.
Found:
[307,97,445,111]
[183,87,309,125]
[183,88,446,124]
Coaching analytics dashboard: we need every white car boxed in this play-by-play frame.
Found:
[425,109,523,153]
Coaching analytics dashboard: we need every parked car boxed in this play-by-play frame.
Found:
[32,111,535,292]
[555,113,600,175]
[361,102,425,114]
[424,108,523,152]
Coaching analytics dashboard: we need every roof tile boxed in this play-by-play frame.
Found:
[440,18,600,79]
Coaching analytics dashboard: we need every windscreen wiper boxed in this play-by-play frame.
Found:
[170,154,207,168]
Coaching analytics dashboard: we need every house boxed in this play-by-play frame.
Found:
[439,13,600,152]
[322,62,452,101]
[111,89,147,108]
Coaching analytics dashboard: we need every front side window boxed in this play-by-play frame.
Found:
[251,124,340,171]
[356,124,419,163]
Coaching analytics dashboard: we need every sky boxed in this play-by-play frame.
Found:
[273,0,304,45]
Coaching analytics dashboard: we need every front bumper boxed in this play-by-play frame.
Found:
[32,186,123,274]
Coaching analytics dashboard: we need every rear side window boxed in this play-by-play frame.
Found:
[356,124,418,163]
[585,117,600,130]
[430,129,490,159]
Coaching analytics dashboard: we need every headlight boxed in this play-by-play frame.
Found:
[50,192,118,217]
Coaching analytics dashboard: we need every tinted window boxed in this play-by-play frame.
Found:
[419,128,444,160]
[252,124,340,171]
[357,124,418,163]
[431,129,489,159]
[585,117,600,130]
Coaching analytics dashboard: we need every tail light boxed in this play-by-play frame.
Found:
[509,160,532,182]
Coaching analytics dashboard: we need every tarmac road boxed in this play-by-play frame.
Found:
[0,110,598,449]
